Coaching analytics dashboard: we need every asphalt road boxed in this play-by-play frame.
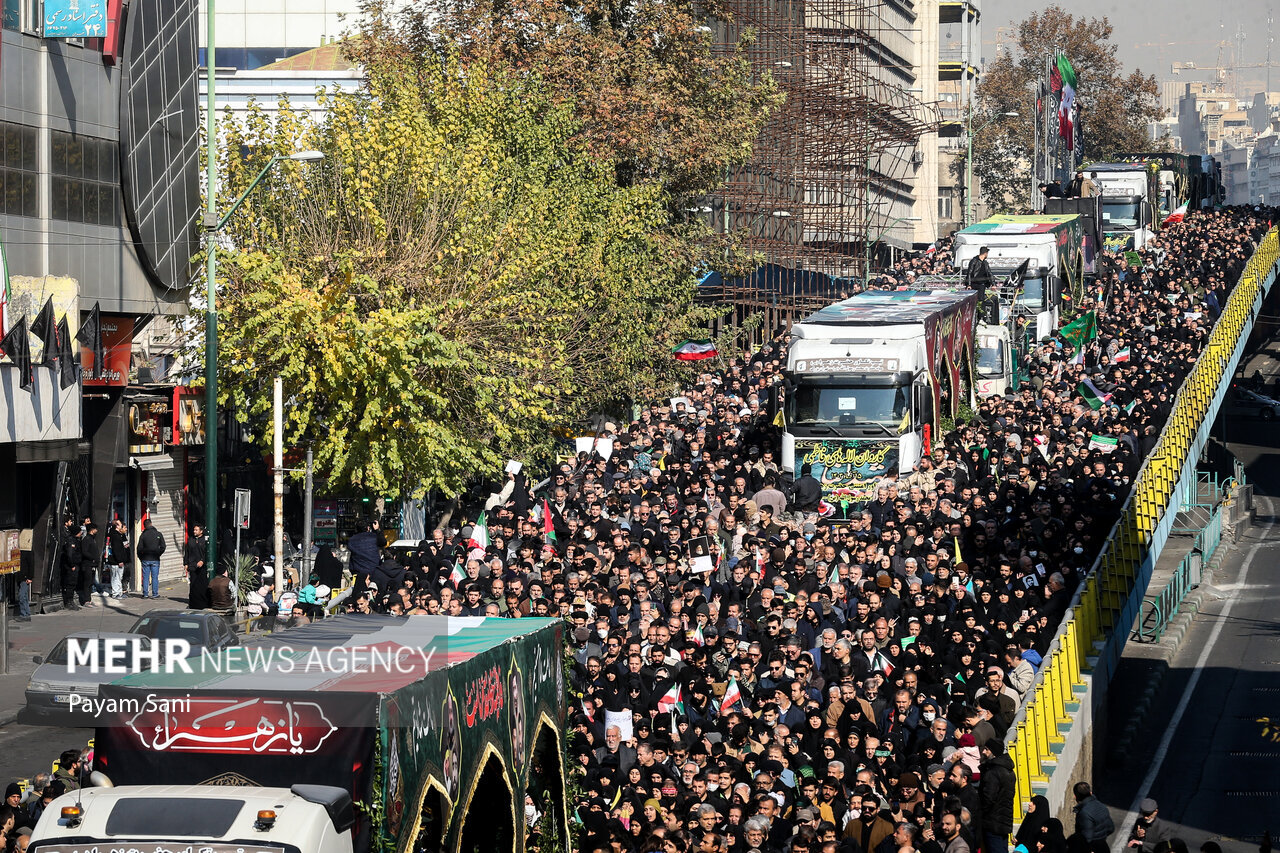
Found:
[0,721,94,789]
[1097,362,1280,849]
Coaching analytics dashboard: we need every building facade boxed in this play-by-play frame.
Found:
[0,0,203,603]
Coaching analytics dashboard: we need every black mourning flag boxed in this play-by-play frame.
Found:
[76,302,103,379]
[56,316,78,389]
[0,316,33,391]
[28,297,56,365]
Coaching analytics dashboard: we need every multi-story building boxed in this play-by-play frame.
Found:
[0,0,203,601]
[922,0,979,241]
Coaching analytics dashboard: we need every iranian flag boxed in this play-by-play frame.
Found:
[720,677,743,716]
[673,340,718,361]
[1088,434,1119,453]
[468,512,489,550]
[449,559,466,589]
[1077,378,1112,410]
[1114,347,1130,363]
[1057,54,1077,150]
[689,624,705,647]
[1163,202,1188,226]
[541,498,557,543]
[657,683,684,714]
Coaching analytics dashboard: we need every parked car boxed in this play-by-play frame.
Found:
[23,631,153,722]
[1225,387,1280,420]
[125,610,240,656]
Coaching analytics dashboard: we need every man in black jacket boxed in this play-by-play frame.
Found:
[79,521,104,606]
[789,464,823,516]
[965,246,994,301]
[136,517,166,599]
[978,740,1015,853]
[106,518,130,599]
[185,525,210,609]
[60,519,82,610]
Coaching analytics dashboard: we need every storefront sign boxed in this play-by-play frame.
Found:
[82,313,133,386]
[171,385,205,445]
[42,0,108,37]
[128,397,172,454]
[0,529,19,576]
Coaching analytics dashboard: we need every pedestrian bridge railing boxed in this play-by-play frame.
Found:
[1004,226,1280,811]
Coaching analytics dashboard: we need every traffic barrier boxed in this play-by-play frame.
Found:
[1004,227,1280,811]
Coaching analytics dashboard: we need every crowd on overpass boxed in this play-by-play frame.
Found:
[335,208,1272,853]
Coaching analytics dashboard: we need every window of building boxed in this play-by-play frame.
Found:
[51,131,121,226]
[0,122,39,218]
[937,190,954,221]
[2,0,19,31]
[19,0,38,34]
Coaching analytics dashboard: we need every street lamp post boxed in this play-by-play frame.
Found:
[964,111,1019,227]
[202,10,324,581]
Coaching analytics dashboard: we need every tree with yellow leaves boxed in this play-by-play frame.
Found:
[208,59,733,499]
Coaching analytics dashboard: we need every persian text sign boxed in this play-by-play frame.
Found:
[795,438,898,514]
[43,0,108,37]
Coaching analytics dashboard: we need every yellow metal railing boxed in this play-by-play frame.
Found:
[1006,227,1280,803]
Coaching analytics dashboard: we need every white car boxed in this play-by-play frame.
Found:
[1225,387,1280,420]
[23,631,152,723]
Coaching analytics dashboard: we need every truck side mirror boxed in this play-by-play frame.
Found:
[767,385,781,421]
[913,385,933,427]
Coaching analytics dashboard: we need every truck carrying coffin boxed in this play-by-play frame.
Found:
[91,615,567,853]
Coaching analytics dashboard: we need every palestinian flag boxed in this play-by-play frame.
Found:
[673,340,718,361]
[468,512,489,550]
[1088,434,1119,453]
[657,683,684,714]
[720,676,743,716]
[1056,54,1077,150]
[541,498,557,543]
[1163,202,1188,226]
[1114,347,1130,363]
[1077,378,1112,410]
[449,559,466,589]
[1126,399,1139,415]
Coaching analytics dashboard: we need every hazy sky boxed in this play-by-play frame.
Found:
[979,0,1280,93]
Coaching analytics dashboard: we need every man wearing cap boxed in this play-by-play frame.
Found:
[1129,798,1170,852]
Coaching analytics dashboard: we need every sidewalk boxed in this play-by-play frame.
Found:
[0,579,189,727]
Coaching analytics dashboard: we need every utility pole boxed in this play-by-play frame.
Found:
[302,449,313,585]
[273,377,284,592]
[203,0,219,579]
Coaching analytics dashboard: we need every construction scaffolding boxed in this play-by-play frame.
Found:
[705,0,939,323]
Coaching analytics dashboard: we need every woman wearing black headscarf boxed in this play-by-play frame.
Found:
[1015,794,1051,848]
[314,545,343,589]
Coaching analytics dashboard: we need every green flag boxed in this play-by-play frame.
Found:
[1059,311,1097,354]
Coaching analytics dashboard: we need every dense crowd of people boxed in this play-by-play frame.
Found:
[131,207,1260,853]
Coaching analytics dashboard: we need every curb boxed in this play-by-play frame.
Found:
[0,709,18,729]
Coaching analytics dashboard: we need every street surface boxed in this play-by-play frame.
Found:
[1098,349,1280,850]
[0,578,189,785]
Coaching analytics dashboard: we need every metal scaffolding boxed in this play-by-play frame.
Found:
[706,0,939,320]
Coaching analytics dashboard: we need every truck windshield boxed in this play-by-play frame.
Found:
[977,336,1004,376]
[1102,200,1140,229]
[1016,277,1044,309]
[791,383,908,427]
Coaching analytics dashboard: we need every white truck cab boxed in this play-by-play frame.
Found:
[30,785,355,853]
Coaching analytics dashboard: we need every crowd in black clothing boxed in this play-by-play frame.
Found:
[339,209,1274,853]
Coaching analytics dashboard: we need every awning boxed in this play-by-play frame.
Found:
[130,455,174,471]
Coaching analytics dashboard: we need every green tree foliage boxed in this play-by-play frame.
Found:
[967,5,1164,212]
[210,60,729,499]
